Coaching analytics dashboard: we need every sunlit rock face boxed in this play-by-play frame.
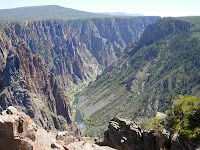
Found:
[0,106,65,150]
[0,33,79,134]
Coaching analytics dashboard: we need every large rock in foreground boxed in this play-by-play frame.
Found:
[0,106,117,150]
[0,106,66,150]
[103,117,200,150]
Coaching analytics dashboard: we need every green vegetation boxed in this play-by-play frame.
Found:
[138,95,200,138]
[65,92,76,106]
[137,116,165,131]
[178,16,200,25]
[65,92,76,119]
[79,17,200,137]
[166,95,200,138]
[84,96,200,139]
[85,118,95,128]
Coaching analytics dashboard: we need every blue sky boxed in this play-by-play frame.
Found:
[0,0,200,17]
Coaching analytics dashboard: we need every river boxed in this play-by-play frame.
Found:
[72,93,87,132]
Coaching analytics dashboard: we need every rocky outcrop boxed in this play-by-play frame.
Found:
[1,17,160,88]
[103,117,158,150]
[170,134,200,150]
[103,117,200,150]
[0,106,65,150]
[0,106,116,150]
[0,32,79,134]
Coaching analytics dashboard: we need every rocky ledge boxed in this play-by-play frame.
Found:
[0,106,67,150]
[102,117,200,150]
[0,106,116,150]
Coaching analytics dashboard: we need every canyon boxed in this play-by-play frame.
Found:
[79,17,200,137]
[1,16,160,89]
[0,5,200,150]
[0,5,160,141]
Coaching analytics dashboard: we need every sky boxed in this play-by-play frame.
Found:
[0,0,200,17]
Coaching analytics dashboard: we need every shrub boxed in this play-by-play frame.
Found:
[137,116,164,131]
[166,95,200,138]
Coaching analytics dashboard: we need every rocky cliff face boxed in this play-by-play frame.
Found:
[103,117,200,150]
[1,17,160,88]
[0,32,79,134]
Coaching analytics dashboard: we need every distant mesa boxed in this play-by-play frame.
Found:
[0,5,109,21]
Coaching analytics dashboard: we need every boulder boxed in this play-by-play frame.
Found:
[103,117,172,150]
[103,117,200,150]
[0,106,65,150]
[103,117,144,150]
